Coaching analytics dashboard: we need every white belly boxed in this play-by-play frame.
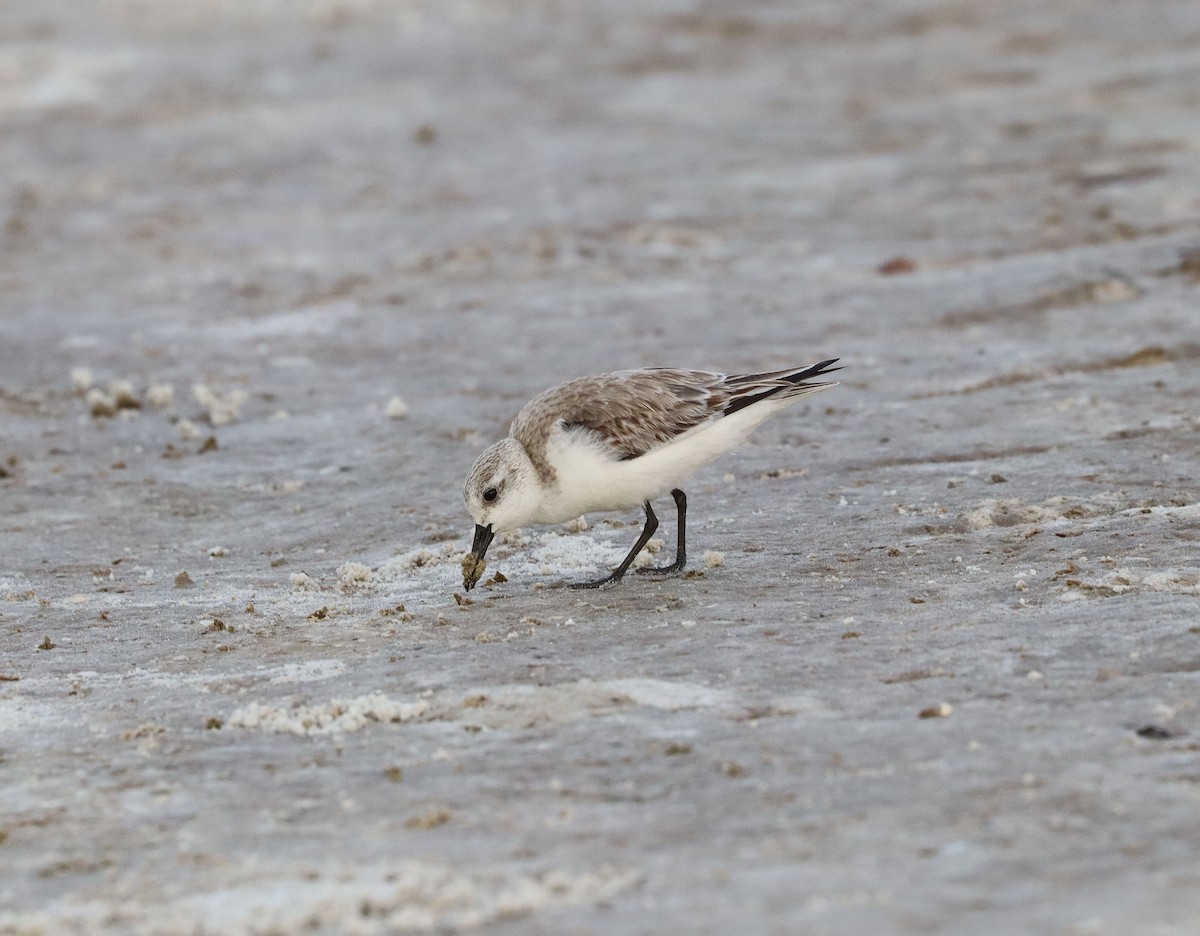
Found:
[532,399,797,524]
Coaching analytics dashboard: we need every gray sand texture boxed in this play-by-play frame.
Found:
[2,1,1199,934]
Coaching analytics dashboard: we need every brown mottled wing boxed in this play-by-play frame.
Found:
[510,360,841,480]
[510,369,729,476]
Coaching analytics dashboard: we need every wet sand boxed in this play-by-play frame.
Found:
[2,1,1199,933]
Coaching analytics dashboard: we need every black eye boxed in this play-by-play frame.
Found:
[483,487,498,503]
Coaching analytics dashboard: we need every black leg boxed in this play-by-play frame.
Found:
[635,488,687,575]
[570,500,659,589]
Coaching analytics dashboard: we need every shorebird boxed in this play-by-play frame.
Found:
[461,358,840,589]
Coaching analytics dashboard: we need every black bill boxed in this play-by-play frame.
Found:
[471,523,494,561]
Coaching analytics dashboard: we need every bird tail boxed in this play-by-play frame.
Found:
[780,358,841,386]
[723,359,841,415]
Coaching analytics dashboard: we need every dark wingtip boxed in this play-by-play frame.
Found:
[786,358,842,384]
[723,358,843,416]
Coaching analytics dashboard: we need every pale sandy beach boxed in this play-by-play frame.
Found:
[2,1,1199,933]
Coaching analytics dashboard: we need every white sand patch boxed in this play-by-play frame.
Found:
[0,861,635,936]
[227,693,429,736]
[526,533,625,577]
[187,862,635,935]
[372,532,622,594]
[0,698,73,735]
[69,367,94,393]
[378,542,461,576]
[1139,570,1200,593]
[967,498,1069,530]
[0,49,132,111]
[445,682,634,729]
[1123,502,1200,521]
[965,492,1148,531]
[603,678,734,711]
[226,678,737,738]
[267,660,349,684]
[370,543,462,595]
[966,492,1200,534]
[1,573,34,600]
[24,660,351,696]
[198,302,360,340]
[1058,567,1200,600]
[369,528,647,596]
[445,678,736,730]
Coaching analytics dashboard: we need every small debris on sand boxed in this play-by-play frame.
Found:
[385,395,409,419]
[70,367,94,393]
[878,255,917,275]
[227,693,429,735]
[86,388,118,418]
[337,562,372,589]
[109,380,140,410]
[193,384,247,426]
[406,808,451,829]
[290,572,316,591]
[146,382,175,409]
[462,553,486,590]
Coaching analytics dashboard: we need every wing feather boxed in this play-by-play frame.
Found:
[510,360,840,481]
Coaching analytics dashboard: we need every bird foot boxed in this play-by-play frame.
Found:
[634,561,686,576]
[568,573,624,589]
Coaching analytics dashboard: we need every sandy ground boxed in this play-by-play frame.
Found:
[2,1,1200,933]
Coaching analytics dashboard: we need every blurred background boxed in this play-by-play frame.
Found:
[2,1,1199,933]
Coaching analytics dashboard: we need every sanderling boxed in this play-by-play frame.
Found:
[461,358,841,590]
